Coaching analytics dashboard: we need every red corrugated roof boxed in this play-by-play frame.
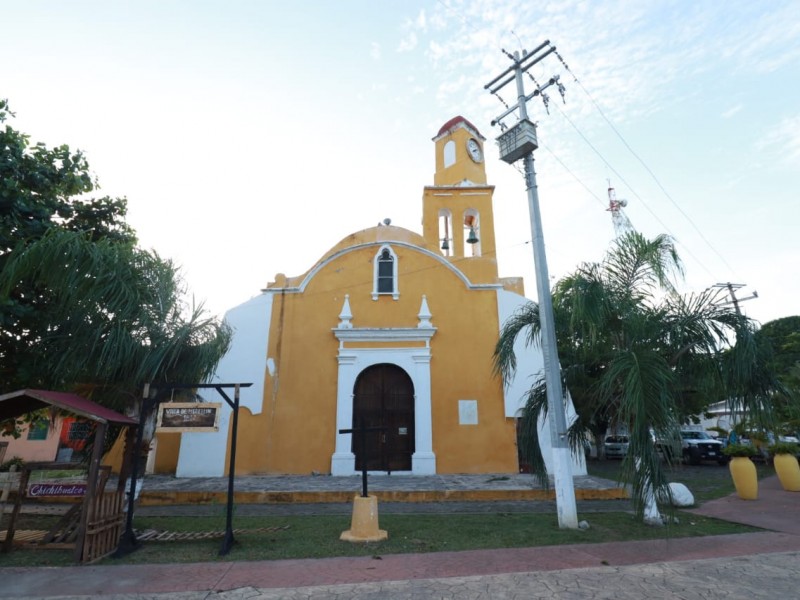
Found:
[0,389,137,425]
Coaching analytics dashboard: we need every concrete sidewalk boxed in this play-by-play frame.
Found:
[2,531,799,598]
[135,472,628,505]
[1,475,798,599]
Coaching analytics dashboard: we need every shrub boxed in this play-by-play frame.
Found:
[722,443,757,458]
[768,442,800,456]
[0,456,25,472]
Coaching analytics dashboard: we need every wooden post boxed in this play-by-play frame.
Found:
[0,464,18,529]
[74,421,107,562]
[2,467,30,553]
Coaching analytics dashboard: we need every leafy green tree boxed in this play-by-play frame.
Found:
[1,99,136,391]
[756,316,800,388]
[755,316,800,431]
[495,232,789,523]
[0,100,231,441]
[1,230,231,409]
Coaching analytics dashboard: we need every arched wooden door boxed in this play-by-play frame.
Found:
[352,364,415,472]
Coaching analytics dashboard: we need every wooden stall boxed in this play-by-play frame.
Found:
[0,389,137,563]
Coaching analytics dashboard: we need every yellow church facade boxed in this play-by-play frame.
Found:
[169,116,585,477]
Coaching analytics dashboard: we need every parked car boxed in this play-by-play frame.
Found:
[604,435,629,459]
[680,429,726,465]
[738,431,774,463]
[653,432,681,461]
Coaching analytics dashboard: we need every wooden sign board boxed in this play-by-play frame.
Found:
[27,482,87,497]
[156,403,221,433]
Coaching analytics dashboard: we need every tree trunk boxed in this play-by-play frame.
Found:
[636,458,663,525]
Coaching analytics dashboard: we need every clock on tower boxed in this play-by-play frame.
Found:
[432,116,487,186]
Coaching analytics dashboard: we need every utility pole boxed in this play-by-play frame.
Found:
[485,41,578,529]
[713,282,758,315]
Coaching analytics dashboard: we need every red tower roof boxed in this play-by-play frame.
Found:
[436,115,483,138]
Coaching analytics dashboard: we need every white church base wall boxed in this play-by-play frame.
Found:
[331,451,437,476]
[331,452,356,476]
[497,289,587,477]
[411,452,437,474]
[175,293,272,478]
[177,423,228,478]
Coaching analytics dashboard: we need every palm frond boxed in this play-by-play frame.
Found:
[0,228,232,412]
[493,301,541,387]
[517,377,549,488]
[494,230,796,523]
[599,347,675,518]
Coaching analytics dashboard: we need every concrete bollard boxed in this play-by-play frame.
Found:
[340,495,388,542]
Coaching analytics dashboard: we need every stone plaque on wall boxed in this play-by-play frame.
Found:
[458,400,478,425]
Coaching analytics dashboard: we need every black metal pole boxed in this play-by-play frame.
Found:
[219,385,239,556]
[114,390,152,557]
[360,419,369,498]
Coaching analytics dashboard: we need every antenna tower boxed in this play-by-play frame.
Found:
[606,182,633,237]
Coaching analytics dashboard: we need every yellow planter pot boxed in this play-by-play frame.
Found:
[773,453,800,492]
[729,456,758,500]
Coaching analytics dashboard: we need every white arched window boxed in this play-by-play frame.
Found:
[443,140,456,168]
[372,245,399,300]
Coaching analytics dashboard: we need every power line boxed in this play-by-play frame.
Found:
[539,141,607,209]
[547,102,715,280]
[555,54,740,279]
[411,9,738,287]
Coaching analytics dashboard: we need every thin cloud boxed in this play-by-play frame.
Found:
[758,114,800,169]
[721,104,743,119]
[397,31,418,52]
[416,9,427,31]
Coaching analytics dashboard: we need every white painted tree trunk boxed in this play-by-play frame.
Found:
[636,458,663,525]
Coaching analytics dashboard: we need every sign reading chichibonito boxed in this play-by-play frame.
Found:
[27,482,87,497]
[156,402,222,433]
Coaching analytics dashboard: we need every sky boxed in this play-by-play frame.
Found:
[3,0,798,326]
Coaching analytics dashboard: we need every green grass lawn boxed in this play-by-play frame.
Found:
[587,458,774,503]
[0,508,759,568]
[0,459,771,568]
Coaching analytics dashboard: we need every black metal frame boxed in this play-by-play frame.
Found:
[114,382,251,558]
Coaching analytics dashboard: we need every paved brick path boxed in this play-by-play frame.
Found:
[1,474,798,599]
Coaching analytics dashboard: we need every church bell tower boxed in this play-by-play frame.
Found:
[422,116,498,284]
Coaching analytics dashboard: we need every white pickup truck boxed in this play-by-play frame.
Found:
[679,429,726,465]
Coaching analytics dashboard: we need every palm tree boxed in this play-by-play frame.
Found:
[0,229,231,444]
[495,231,786,523]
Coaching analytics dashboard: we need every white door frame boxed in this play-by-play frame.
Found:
[330,328,436,475]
